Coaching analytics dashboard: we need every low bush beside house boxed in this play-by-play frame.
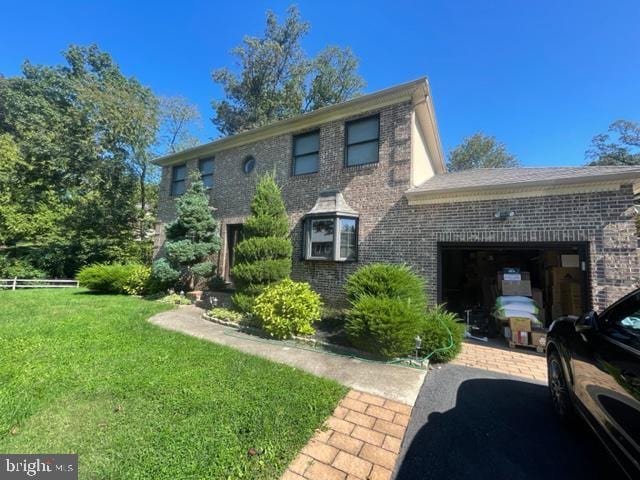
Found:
[77,263,150,295]
[345,263,427,310]
[421,304,465,362]
[155,293,192,305]
[345,263,426,358]
[345,295,423,358]
[252,279,321,339]
[208,307,244,323]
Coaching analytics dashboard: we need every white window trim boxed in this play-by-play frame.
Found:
[303,216,357,262]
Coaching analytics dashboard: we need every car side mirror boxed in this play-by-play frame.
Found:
[576,311,598,332]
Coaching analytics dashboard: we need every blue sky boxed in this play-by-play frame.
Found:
[1,0,638,166]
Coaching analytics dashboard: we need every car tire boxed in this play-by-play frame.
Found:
[548,350,575,422]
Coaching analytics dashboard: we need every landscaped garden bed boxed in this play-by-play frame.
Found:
[0,289,346,479]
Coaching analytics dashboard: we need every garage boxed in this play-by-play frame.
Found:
[438,242,590,350]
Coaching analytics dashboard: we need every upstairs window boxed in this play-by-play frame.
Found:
[171,164,187,196]
[293,130,319,175]
[345,115,379,167]
[303,216,357,262]
[199,157,214,189]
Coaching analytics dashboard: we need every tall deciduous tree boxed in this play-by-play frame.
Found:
[586,120,640,166]
[211,5,365,135]
[231,174,292,312]
[447,133,520,171]
[157,96,202,154]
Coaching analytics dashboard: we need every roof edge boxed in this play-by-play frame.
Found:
[405,169,640,199]
[153,78,428,166]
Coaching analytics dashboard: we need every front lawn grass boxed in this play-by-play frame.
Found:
[0,289,346,479]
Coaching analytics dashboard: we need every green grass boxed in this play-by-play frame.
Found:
[0,289,347,479]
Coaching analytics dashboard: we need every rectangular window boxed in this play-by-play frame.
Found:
[171,164,187,196]
[304,216,358,261]
[199,157,214,188]
[345,115,379,167]
[339,218,357,261]
[308,218,334,259]
[293,130,319,175]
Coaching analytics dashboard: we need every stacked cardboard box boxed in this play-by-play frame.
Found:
[509,318,547,350]
[547,267,582,319]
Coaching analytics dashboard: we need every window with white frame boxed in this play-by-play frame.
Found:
[304,216,357,261]
[199,157,214,188]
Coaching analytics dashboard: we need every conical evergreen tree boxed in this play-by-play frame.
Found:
[153,172,221,290]
[232,173,292,311]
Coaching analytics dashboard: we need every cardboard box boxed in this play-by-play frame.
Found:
[531,331,547,348]
[512,331,530,345]
[548,267,581,285]
[498,271,532,296]
[509,317,532,333]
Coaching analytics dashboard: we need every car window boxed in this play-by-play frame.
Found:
[601,291,640,349]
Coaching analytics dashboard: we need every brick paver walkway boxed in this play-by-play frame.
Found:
[281,390,411,480]
[451,341,548,382]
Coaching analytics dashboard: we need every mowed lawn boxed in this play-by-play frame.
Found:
[0,289,346,479]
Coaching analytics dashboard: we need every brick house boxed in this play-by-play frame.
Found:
[154,78,640,318]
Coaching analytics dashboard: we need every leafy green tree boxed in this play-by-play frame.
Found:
[586,120,640,166]
[306,46,365,111]
[0,45,166,275]
[211,5,364,135]
[231,174,292,311]
[447,133,520,171]
[156,172,221,291]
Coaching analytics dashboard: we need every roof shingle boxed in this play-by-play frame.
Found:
[407,166,640,195]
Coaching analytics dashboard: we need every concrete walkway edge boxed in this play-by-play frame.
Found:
[149,306,426,405]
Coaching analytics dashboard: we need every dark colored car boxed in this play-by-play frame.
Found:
[546,289,640,478]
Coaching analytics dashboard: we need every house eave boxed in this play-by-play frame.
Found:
[154,78,429,167]
[406,172,640,205]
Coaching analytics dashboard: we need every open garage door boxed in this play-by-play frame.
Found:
[438,242,590,328]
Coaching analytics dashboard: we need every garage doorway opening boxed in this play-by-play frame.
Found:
[438,242,590,329]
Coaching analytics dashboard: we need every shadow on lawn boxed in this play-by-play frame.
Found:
[395,378,626,480]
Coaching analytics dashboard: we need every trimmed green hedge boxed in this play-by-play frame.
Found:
[231,174,292,311]
[77,263,150,295]
[345,263,427,310]
[345,295,423,358]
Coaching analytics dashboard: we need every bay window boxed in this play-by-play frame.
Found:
[304,216,357,262]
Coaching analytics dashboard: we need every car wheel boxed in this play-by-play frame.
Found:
[548,351,575,422]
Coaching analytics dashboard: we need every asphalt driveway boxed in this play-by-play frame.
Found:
[394,363,627,480]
